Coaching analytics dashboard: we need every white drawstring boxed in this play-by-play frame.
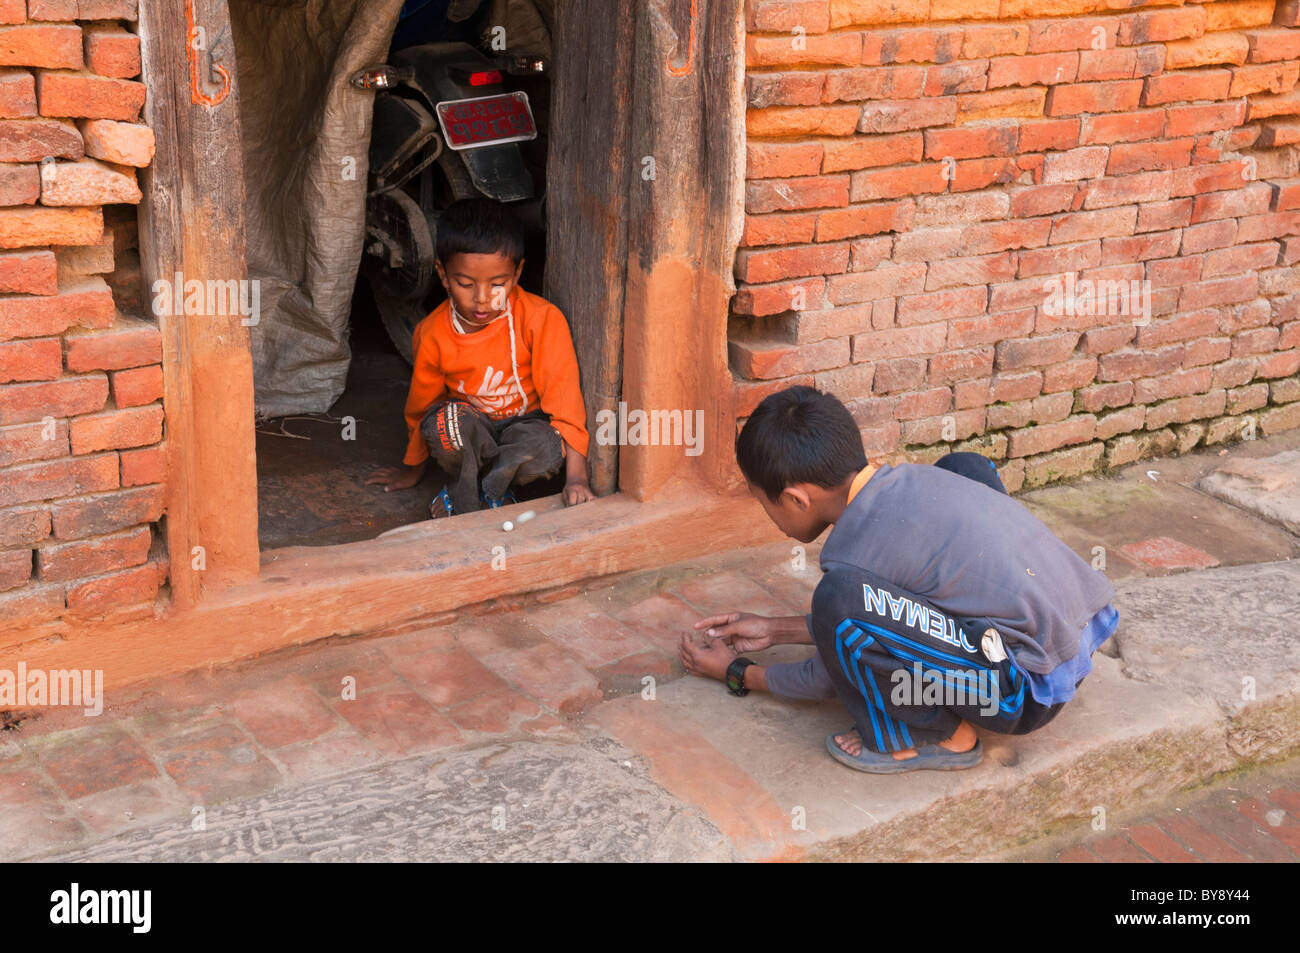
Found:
[449,296,527,415]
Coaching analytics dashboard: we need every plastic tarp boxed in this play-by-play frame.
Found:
[229,0,406,417]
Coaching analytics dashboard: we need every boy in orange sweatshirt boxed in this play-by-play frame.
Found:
[366,199,592,516]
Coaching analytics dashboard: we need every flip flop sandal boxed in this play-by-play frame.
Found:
[481,488,517,509]
[429,487,455,519]
[825,730,984,774]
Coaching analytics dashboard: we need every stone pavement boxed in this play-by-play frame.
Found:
[3,429,1299,862]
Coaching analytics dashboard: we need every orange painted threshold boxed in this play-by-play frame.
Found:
[1,482,782,698]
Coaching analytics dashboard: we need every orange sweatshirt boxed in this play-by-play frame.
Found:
[402,287,589,466]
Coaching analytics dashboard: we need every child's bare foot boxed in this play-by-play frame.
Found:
[833,719,977,761]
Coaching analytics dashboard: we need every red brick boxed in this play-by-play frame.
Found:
[929,346,993,384]
[746,0,831,33]
[0,372,105,426]
[823,65,926,102]
[0,451,116,508]
[741,212,816,247]
[1050,207,1137,244]
[913,191,1009,227]
[1010,183,1079,218]
[1136,198,1193,233]
[745,33,861,69]
[896,286,987,326]
[1085,171,1173,210]
[49,483,162,539]
[862,25,964,66]
[83,24,139,80]
[1018,117,1081,152]
[923,123,1018,160]
[987,52,1077,90]
[1247,88,1300,122]
[729,335,848,380]
[1230,61,1300,97]
[1027,17,1118,54]
[1079,110,1166,145]
[27,0,77,18]
[1118,7,1207,45]
[1245,28,1300,63]
[118,442,162,487]
[747,141,822,179]
[1107,138,1194,174]
[1191,182,1273,223]
[0,67,34,118]
[1183,218,1238,253]
[0,547,31,590]
[1166,101,1247,137]
[1236,211,1300,243]
[0,248,54,296]
[923,61,989,98]
[828,260,926,305]
[747,71,826,109]
[1203,241,1282,278]
[858,96,957,134]
[0,335,60,382]
[63,318,161,371]
[1045,81,1143,116]
[821,131,923,172]
[0,278,113,343]
[37,523,149,582]
[732,277,826,316]
[852,323,947,361]
[0,24,83,70]
[1042,146,1109,184]
[735,242,849,283]
[815,200,912,241]
[64,560,160,611]
[950,157,1018,192]
[962,23,1029,59]
[1006,414,1096,457]
[1076,48,1140,83]
[69,403,162,454]
[747,175,849,213]
[0,205,100,248]
[1142,69,1232,107]
[995,333,1079,370]
[926,251,1017,291]
[0,417,68,467]
[77,0,139,18]
[0,115,81,161]
[956,87,1045,123]
[850,162,947,201]
[36,70,145,121]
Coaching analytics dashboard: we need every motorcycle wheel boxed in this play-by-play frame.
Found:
[369,152,480,362]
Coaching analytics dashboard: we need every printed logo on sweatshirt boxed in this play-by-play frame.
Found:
[455,366,520,418]
[862,584,978,654]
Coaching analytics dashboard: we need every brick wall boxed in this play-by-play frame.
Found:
[734,0,1300,491]
[0,0,164,631]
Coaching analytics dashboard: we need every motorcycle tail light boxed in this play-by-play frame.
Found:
[350,66,405,90]
[469,70,503,87]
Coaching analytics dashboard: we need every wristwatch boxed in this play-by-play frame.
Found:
[725,658,756,697]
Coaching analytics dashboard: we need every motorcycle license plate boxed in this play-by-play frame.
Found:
[436,92,537,150]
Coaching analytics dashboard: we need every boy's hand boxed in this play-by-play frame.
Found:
[693,612,774,653]
[678,633,737,682]
[365,464,424,492]
[563,479,594,506]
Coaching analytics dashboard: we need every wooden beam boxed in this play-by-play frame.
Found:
[620,0,747,499]
[137,0,260,605]
[545,1,636,497]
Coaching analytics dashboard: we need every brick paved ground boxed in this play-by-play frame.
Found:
[1005,756,1300,863]
[3,430,1299,860]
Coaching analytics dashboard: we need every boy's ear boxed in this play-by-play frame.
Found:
[514,258,525,282]
[781,485,813,512]
[434,260,448,289]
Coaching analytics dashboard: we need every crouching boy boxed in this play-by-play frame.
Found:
[680,386,1119,774]
[367,198,592,516]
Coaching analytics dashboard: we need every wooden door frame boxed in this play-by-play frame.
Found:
[137,0,745,606]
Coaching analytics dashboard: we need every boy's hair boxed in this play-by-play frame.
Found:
[736,386,867,500]
[435,198,525,266]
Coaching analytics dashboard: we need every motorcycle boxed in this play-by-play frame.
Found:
[351,39,547,362]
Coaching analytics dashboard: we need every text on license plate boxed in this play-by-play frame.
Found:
[436,92,537,150]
